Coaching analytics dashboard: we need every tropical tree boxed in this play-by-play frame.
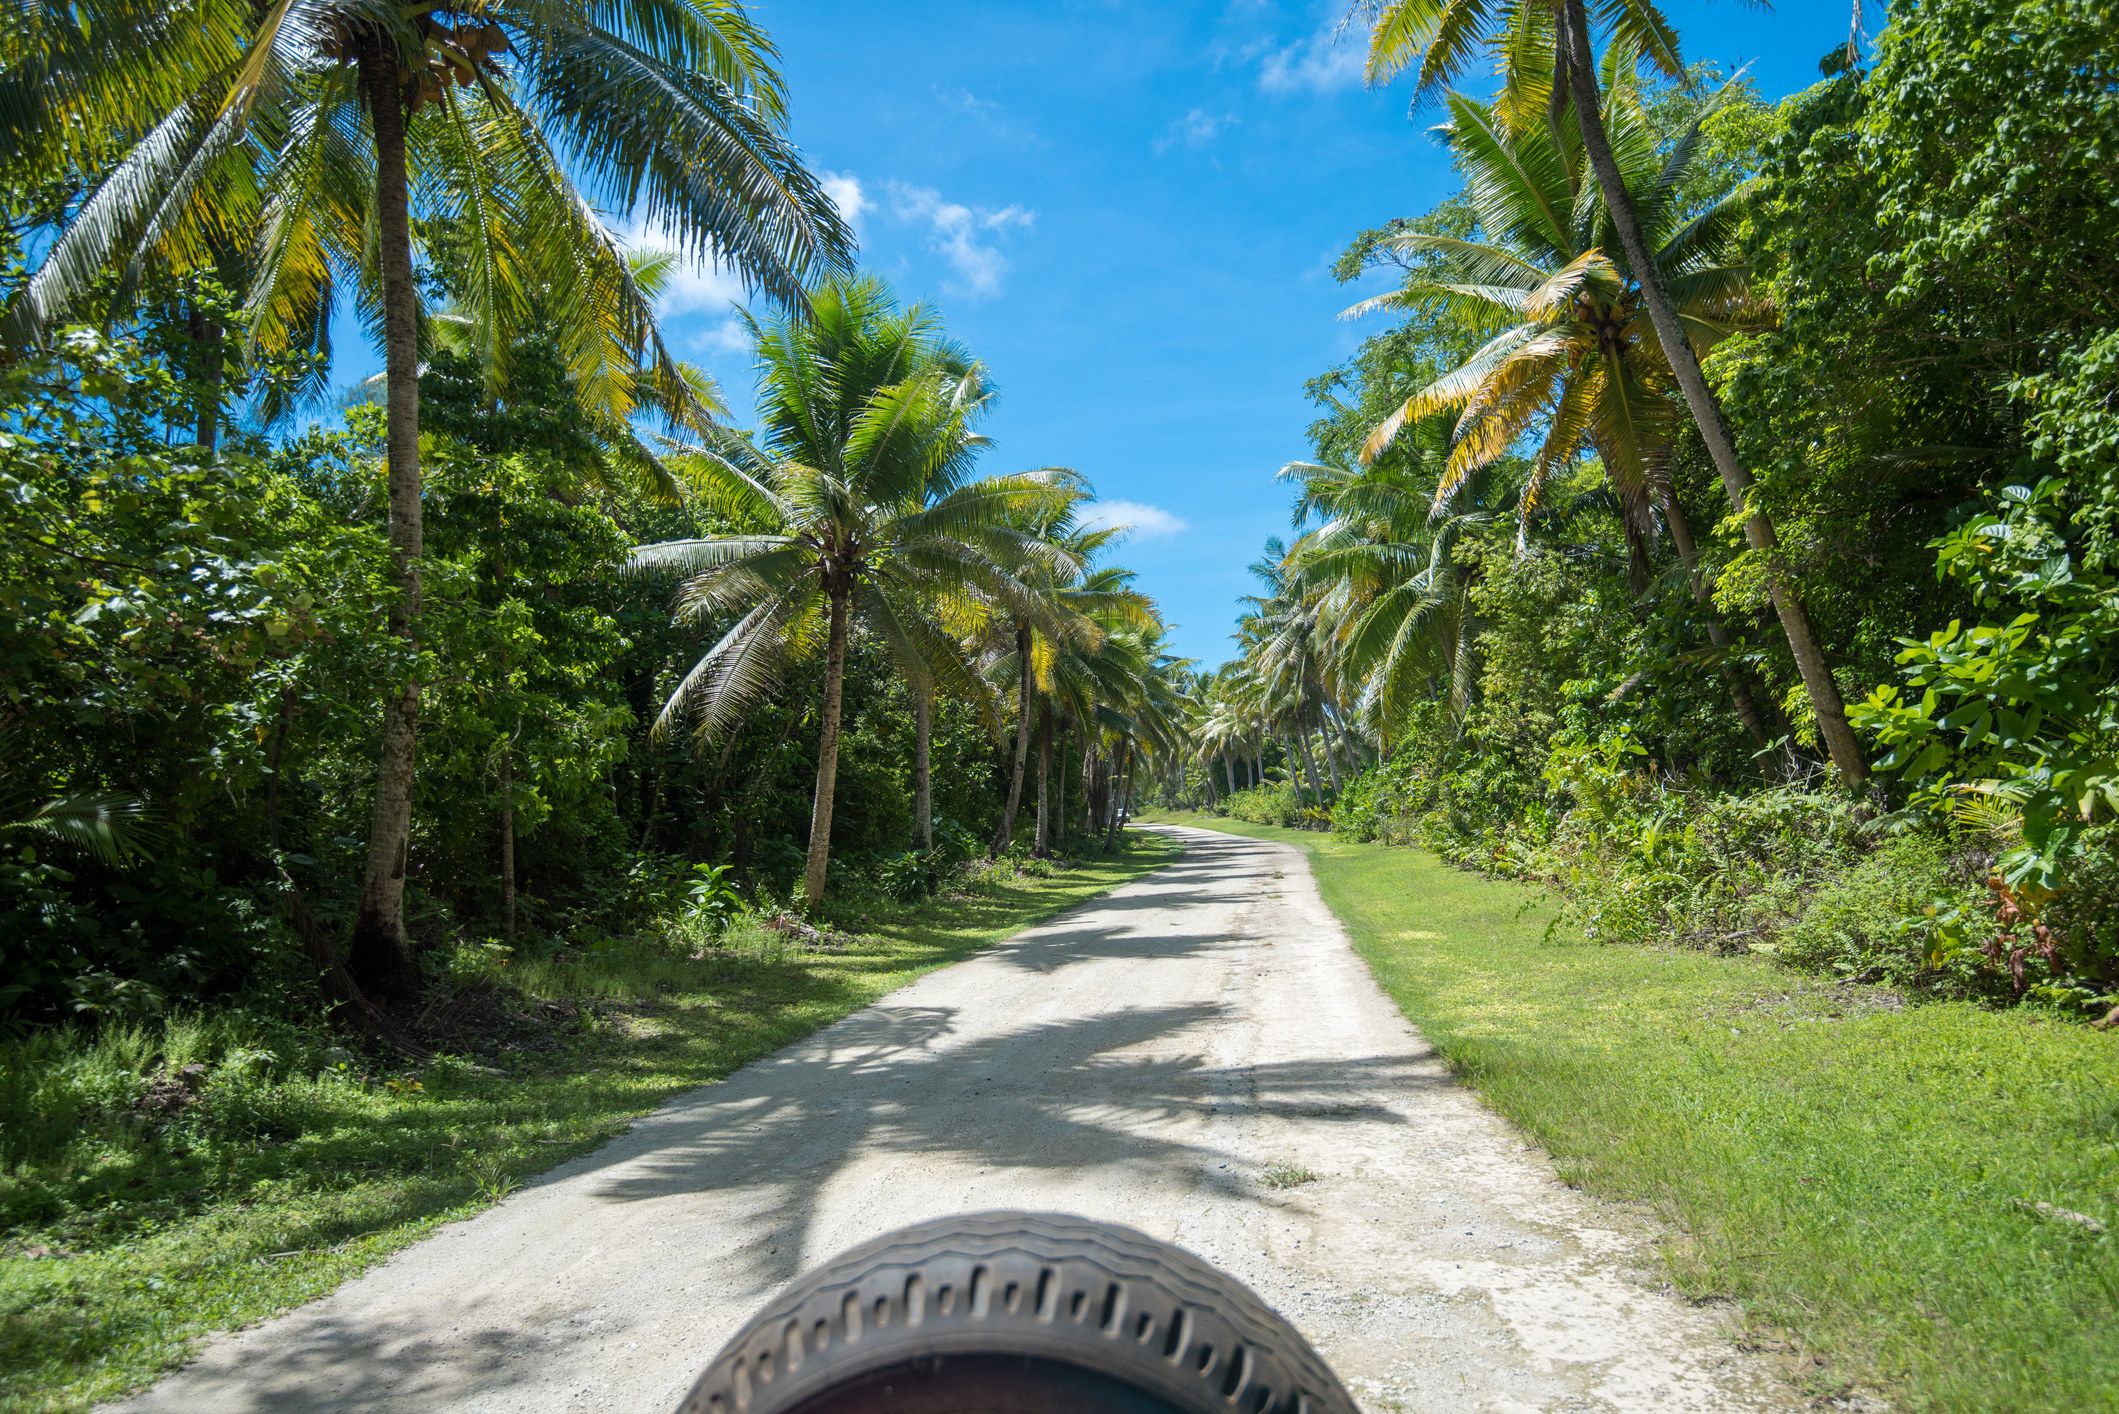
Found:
[1346,79,1777,748]
[976,513,1144,856]
[1280,457,1495,744]
[16,2,854,994]
[631,276,1073,909]
[1363,0,1870,779]
[1034,565,1165,852]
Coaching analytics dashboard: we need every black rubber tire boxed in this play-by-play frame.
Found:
[673,1211,1358,1414]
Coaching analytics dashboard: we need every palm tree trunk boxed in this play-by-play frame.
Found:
[1085,741,1100,835]
[803,574,852,908]
[913,681,933,851]
[1102,742,1131,853]
[1053,726,1069,849]
[1296,724,1325,804]
[188,304,220,450]
[991,623,1033,855]
[265,687,292,851]
[1321,713,1344,795]
[1664,497,1779,761]
[499,733,517,942]
[347,35,426,1001]
[1558,0,1865,782]
[1033,697,1053,856]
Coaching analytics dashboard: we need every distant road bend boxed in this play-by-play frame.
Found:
[109,824,1788,1413]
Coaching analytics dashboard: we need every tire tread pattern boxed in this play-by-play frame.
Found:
[674,1211,1358,1414]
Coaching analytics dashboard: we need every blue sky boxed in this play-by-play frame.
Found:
[351,0,1871,668]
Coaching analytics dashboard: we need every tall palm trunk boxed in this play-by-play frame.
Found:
[913,681,933,850]
[1084,741,1100,835]
[188,304,220,450]
[347,35,426,1001]
[1664,498,1780,762]
[992,623,1034,855]
[1295,723,1325,803]
[1559,0,1865,781]
[1102,742,1131,853]
[1053,725,1069,848]
[1222,751,1235,795]
[803,573,852,908]
[1320,712,1344,795]
[499,733,517,941]
[1033,697,1053,856]
[499,589,517,940]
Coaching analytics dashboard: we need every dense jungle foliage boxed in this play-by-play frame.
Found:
[0,3,1182,1047]
[0,324,1139,1027]
[1168,0,2119,1021]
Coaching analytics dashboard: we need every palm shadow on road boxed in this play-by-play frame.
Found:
[145,825,1447,1413]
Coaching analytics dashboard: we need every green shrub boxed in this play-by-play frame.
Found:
[1222,783,1319,829]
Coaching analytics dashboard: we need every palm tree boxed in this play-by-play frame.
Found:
[631,276,1073,909]
[1346,82,1778,749]
[1364,0,1869,779]
[1279,456,1500,744]
[977,514,1143,857]
[1035,565,1165,852]
[17,2,853,994]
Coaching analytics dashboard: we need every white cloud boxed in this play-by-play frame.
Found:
[1155,107,1238,153]
[1079,500,1189,540]
[1259,20,1366,95]
[885,182,1035,298]
[685,319,752,355]
[820,170,873,242]
[615,216,748,317]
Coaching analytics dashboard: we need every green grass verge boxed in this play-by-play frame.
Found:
[0,833,1179,1413]
[1144,812,2119,1413]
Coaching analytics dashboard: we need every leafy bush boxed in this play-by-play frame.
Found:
[1221,783,1320,829]
[1854,477,2119,1010]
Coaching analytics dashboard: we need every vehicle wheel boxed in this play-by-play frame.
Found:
[674,1211,1357,1414]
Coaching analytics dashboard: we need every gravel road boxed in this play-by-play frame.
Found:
[108,824,1788,1413]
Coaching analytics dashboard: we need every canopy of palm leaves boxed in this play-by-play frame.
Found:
[1346,75,1766,580]
[632,276,1069,744]
[1363,0,1682,136]
[10,1,852,430]
[1278,456,1511,740]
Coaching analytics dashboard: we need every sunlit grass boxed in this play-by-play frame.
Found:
[0,833,1180,1413]
[1146,812,2119,1413]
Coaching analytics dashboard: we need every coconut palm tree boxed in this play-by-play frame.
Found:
[977,514,1147,856]
[1279,455,1503,744]
[1031,565,1167,852]
[1348,80,1776,745]
[1363,0,1869,779]
[16,1,853,994]
[631,276,1074,909]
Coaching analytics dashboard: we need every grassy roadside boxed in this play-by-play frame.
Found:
[1144,812,2119,1413]
[0,834,1179,1413]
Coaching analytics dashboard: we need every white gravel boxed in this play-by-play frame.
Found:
[106,824,1791,1413]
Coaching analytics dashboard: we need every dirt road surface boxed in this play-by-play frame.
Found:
[108,825,1788,1413]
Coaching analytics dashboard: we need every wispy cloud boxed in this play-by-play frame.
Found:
[932,85,1041,144]
[886,182,1035,298]
[819,170,874,243]
[1155,107,1238,153]
[1079,499,1189,540]
[616,215,752,355]
[1259,19,1367,95]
